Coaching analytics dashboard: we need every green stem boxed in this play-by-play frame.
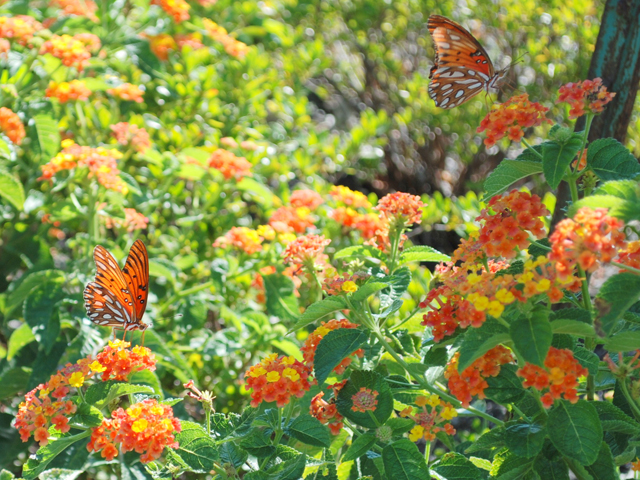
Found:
[387,225,403,272]
[205,404,211,436]
[371,330,503,426]
[612,261,640,275]
[424,440,431,464]
[619,379,640,421]
[573,114,594,175]
[521,138,542,159]
[528,239,551,252]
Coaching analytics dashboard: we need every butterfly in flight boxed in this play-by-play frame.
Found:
[84,240,150,341]
[427,15,509,109]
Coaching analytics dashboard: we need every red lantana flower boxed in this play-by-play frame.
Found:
[477,94,551,148]
[310,381,346,435]
[244,354,313,407]
[375,192,425,226]
[282,234,331,269]
[87,399,181,463]
[557,78,615,119]
[290,189,323,210]
[93,340,156,381]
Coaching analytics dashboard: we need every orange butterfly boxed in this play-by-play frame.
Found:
[84,239,150,341]
[428,15,509,109]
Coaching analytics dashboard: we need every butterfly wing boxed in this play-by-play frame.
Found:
[122,239,149,323]
[427,15,495,108]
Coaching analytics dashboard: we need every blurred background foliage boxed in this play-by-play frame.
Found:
[0,0,626,474]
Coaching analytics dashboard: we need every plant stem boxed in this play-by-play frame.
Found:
[573,114,594,175]
[371,329,503,426]
[612,261,640,275]
[521,138,542,159]
[619,379,640,421]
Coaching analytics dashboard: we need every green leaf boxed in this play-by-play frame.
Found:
[399,246,450,264]
[210,409,257,439]
[504,421,546,458]
[594,401,640,435]
[458,319,510,371]
[289,297,347,332]
[218,442,248,468]
[7,323,35,360]
[238,177,276,208]
[6,269,65,313]
[270,453,306,480]
[34,115,61,158]
[587,138,640,181]
[382,439,430,480]
[572,347,600,376]
[285,414,331,448]
[465,427,506,454]
[337,370,394,429]
[22,431,91,480]
[24,282,64,354]
[432,452,488,479]
[550,320,596,337]
[0,469,15,480]
[342,433,377,462]
[569,195,640,223]
[129,369,163,398]
[314,328,369,385]
[510,310,553,367]
[0,169,25,210]
[483,161,543,200]
[173,421,218,471]
[595,273,640,335]
[0,366,31,400]
[541,135,582,189]
[239,430,276,458]
[547,400,602,465]
[69,402,103,428]
[583,442,616,480]
[84,381,154,408]
[485,364,526,404]
[604,331,640,352]
[533,457,569,480]
[351,282,389,302]
[263,274,299,322]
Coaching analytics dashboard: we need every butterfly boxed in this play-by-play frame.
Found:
[83,239,150,341]
[427,15,509,109]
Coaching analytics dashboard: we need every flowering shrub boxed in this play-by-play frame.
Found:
[0,1,640,478]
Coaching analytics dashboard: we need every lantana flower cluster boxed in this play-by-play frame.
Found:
[0,15,42,45]
[203,19,250,58]
[244,354,313,407]
[445,346,514,407]
[45,80,92,103]
[151,0,190,22]
[310,381,346,435]
[87,399,181,463]
[40,140,128,193]
[208,148,252,180]
[477,93,551,148]
[270,205,316,234]
[476,190,549,259]
[550,206,626,279]
[213,226,264,255]
[290,189,324,210]
[103,207,150,232]
[301,319,364,374]
[49,0,99,21]
[110,122,151,152]
[0,107,25,144]
[517,347,587,407]
[92,340,156,381]
[282,234,331,271]
[351,387,378,413]
[107,83,145,103]
[400,394,457,442]
[40,33,98,70]
[323,270,368,296]
[557,78,616,119]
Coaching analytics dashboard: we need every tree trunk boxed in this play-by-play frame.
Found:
[551,0,640,229]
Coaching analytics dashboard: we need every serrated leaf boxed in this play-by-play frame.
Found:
[583,442,616,480]
[239,430,276,457]
[595,273,640,335]
[547,400,602,465]
[263,274,299,322]
[573,347,600,376]
[485,364,526,404]
[483,161,543,200]
[594,401,640,435]
[382,439,430,480]
[22,431,91,480]
[550,320,596,337]
[505,421,546,458]
[337,370,393,429]
[286,414,331,448]
[587,138,640,181]
[351,282,389,302]
[458,319,510,371]
[510,311,552,366]
[343,433,377,462]
[465,427,506,454]
[568,194,640,222]
[289,297,347,332]
[84,380,154,407]
[34,115,61,158]
[70,402,103,428]
[605,331,640,352]
[219,442,247,468]
[0,169,25,210]
[432,451,488,479]
[541,135,583,189]
[399,246,450,264]
[334,245,384,261]
[314,328,369,385]
[173,421,218,471]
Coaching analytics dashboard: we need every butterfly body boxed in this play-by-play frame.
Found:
[428,15,508,108]
[84,240,150,334]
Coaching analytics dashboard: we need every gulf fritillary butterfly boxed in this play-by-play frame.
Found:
[83,239,150,338]
[428,15,509,109]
